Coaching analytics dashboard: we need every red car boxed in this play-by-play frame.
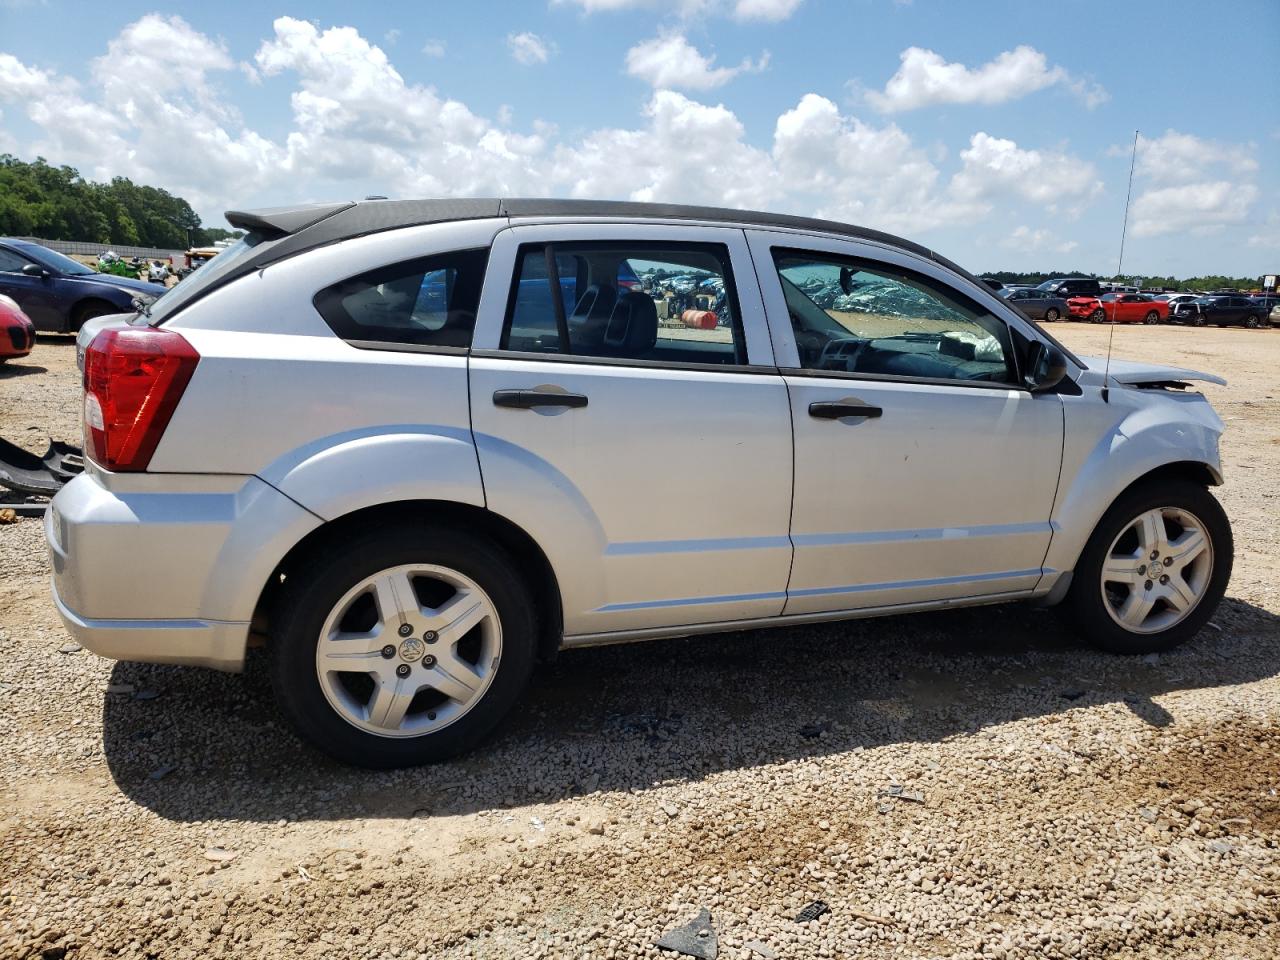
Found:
[1067,292,1169,324]
[0,293,36,363]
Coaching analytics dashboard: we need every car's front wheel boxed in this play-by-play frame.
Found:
[1090,308,1106,323]
[269,522,537,767]
[1066,480,1231,654]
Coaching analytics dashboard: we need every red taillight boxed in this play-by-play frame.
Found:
[82,328,199,471]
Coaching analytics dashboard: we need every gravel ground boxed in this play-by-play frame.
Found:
[2,323,1278,960]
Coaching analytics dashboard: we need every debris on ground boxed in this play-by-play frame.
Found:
[743,940,778,959]
[0,507,17,524]
[876,784,926,812]
[794,900,830,923]
[203,847,238,863]
[655,908,717,959]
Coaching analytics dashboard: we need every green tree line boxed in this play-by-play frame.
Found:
[0,155,242,249]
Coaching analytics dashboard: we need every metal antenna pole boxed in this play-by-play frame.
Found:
[1103,129,1139,402]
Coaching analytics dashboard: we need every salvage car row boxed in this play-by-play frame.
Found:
[997,277,1274,328]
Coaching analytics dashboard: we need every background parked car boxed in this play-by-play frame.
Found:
[0,292,36,363]
[998,286,1068,321]
[0,238,164,333]
[1067,292,1168,324]
[1036,277,1102,299]
[1172,295,1269,329]
[1155,293,1199,312]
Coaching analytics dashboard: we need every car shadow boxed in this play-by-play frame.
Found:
[101,595,1280,823]
[0,361,47,378]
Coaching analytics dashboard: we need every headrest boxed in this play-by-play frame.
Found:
[603,292,658,356]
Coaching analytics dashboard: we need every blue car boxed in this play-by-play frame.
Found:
[0,238,165,333]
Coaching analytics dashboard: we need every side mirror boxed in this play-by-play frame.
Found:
[1024,341,1069,394]
[839,266,858,295]
[21,263,50,279]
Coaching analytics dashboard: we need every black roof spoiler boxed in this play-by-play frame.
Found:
[224,201,356,239]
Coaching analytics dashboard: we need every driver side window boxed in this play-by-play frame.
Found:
[772,250,1015,385]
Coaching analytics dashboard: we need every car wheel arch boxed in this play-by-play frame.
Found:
[70,297,122,333]
[251,498,564,664]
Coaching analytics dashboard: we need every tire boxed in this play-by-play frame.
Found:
[70,299,117,333]
[1066,480,1232,654]
[1191,314,1206,327]
[269,522,537,767]
[1144,311,1160,325]
[1044,308,1060,321]
[1090,308,1106,323]
[1245,315,1260,329]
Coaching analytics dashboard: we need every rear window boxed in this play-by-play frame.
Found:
[313,248,488,349]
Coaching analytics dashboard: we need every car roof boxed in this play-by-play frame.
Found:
[0,238,43,252]
[223,196,975,283]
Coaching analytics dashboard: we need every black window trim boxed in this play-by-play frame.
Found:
[499,239,752,369]
[770,246,1024,387]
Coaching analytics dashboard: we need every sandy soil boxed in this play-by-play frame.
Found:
[1,322,1278,960]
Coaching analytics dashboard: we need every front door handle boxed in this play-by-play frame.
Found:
[493,389,588,410]
[809,399,882,420]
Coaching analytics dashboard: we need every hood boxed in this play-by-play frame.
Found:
[1080,356,1227,387]
[74,272,166,295]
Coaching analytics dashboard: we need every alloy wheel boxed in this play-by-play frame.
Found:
[1100,507,1213,635]
[315,564,502,738]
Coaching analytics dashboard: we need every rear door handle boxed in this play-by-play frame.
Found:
[493,389,588,410]
[808,399,882,420]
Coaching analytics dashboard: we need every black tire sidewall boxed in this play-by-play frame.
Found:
[269,523,537,767]
[1067,481,1233,654]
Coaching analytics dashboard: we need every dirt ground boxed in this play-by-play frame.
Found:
[1,322,1278,959]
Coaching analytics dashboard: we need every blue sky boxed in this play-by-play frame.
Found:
[1,0,1276,278]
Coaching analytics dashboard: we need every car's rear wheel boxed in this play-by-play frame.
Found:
[1245,315,1260,329]
[1044,308,1060,321]
[1090,308,1106,323]
[269,522,537,767]
[1191,314,1206,327]
[1144,311,1160,324]
[1066,480,1231,654]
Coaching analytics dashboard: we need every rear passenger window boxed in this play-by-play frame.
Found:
[502,242,746,366]
[313,248,488,349]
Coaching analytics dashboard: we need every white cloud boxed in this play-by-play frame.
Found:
[950,132,1102,212]
[771,94,976,233]
[421,38,446,58]
[1131,182,1258,238]
[383,29,401,47]
[1115,130,1262,240]
[625,33,767,90]
[506,32,554,66]
[1005,225,1078,254]
[553,0,798,18]
[733,0,803,21]
[551,90,780,210]
[1121,129,1259,184]
[1,11,1202,259]
[866,46,1107,112]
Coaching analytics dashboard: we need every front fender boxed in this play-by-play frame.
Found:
[1043,388,1223,575]
[257,425,486,521]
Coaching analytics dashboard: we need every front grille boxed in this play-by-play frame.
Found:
[7,325,29,351]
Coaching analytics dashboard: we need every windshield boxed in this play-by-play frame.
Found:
[25,245,96,276]
[147,236,271,324]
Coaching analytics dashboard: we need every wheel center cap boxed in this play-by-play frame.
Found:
[398,637,425,662]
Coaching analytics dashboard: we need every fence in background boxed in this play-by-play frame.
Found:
[14,237,185,261]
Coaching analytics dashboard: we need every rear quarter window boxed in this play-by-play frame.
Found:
[313,247,489,349]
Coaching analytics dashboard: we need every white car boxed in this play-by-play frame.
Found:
[50,199,1233,767]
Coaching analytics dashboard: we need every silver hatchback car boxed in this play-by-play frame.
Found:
[49,199,1233,767]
